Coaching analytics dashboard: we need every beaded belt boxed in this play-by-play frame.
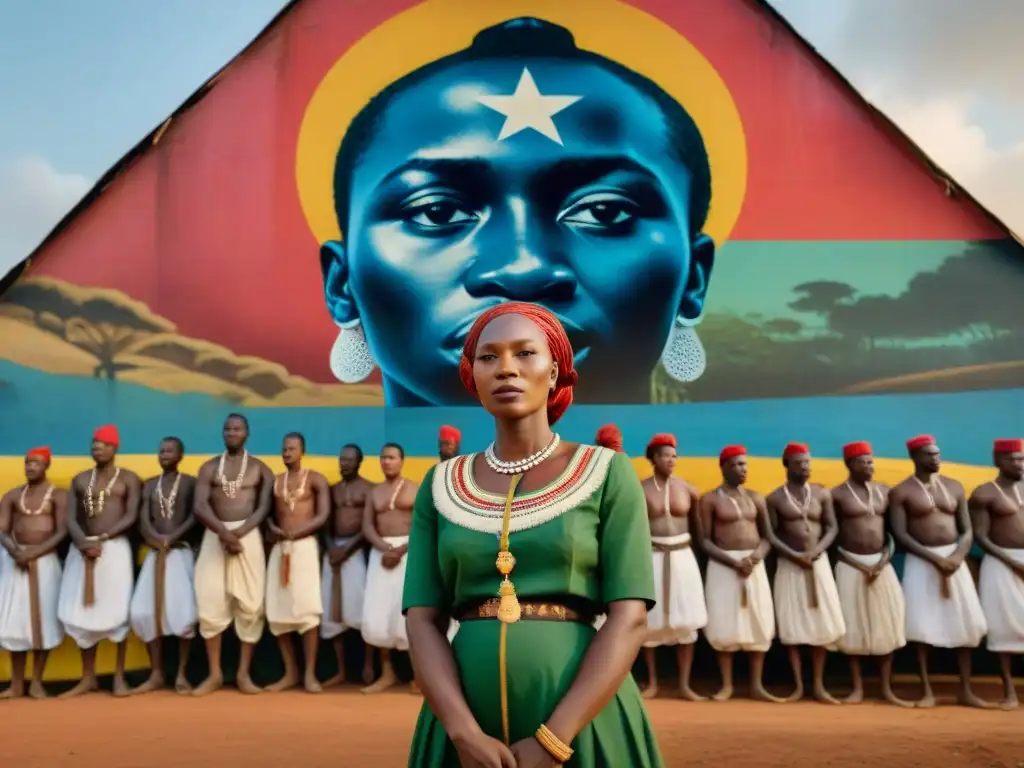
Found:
[455,598,594,625]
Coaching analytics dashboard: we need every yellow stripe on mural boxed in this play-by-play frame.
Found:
[0,453,992,681]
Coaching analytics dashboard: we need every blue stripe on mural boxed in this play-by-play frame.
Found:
[1,360,1020,463]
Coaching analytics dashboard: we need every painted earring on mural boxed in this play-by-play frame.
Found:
[330,319,376,384]
[660,315,707,383]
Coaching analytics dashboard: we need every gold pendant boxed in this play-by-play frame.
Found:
[495,550,515,576]
[497,579,521,624]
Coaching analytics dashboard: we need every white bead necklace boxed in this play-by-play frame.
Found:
[990,480,1023,511]
[19,483,54,516]
[844,480,881,516]
[276,468,310,512]
[914,475,951,509]
[783,483,812,532]
[485,433,560,475]
[86,467,121,518]
[653,474,672,516]
[156,472,182,520]
[217,450,249,499]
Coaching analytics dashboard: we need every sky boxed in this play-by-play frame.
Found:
[0,0,1020,276]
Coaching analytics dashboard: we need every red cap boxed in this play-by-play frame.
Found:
[994,438,1024,454]
[438,425,461,443]
[26,446,52,464]
[719,445,746,465]
[646,433,677,453]
[783,442,810,458]
[93,424,120,447]
[906,434,935,453]
[842,441,872,460]
[595,424,624,452]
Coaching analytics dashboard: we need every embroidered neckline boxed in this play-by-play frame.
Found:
[433,445,615,534]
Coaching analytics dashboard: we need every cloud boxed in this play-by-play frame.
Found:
[0,156,91,278]
[835,0,1024,108]
[774,0,1024,237]
[876,94,1024,234]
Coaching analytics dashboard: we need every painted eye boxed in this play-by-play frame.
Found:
[558,193,639,229]
[403,195,478,229]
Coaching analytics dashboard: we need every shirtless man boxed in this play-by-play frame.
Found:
[361,442,418,694]
[971,438,1024,708]
[129,437,197,695]
[891,434,990,708]
[192,413,275,696]
[640,433,707,701]
[265,432,330,693]
[765,442,845,704]
[321,443,375,686]
[831,441,910,706]
[58,424,141,698]
[697,445,781,702]
[438,426,461,461]
[0,447,68,699]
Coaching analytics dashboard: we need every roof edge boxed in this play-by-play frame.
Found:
[0,0,302,295]
[3,0,1019,297]
[753,0,1021,247]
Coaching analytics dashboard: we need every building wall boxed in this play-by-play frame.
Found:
[1,0,1022,680]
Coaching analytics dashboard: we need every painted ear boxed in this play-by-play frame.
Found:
[320,241,359,325]
[549,360,559,390]
[678,234,715,324]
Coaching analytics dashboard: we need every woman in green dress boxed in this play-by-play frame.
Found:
[403,301,664,767]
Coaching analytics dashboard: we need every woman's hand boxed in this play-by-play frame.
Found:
[452,730,517,767]
[511,737,558,767]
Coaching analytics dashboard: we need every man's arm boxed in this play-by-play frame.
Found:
[24,489,69,559]
[762,494,805,563]
[950,482,974,565]
[66,477,90,550]
[968,488,1013,569]
[138,479,163,548]
[889,488,944,567]
[812,488,839,559]
[695,493,740,569]
[289,473,332,540]
[192,463,234,539]
[104,472,142,539]
[0,492,17,556]
[362,491,391,552]
[751,494,773,562]
[233,463,275,538]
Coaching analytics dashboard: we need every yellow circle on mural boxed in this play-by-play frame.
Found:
[295,0,747,247]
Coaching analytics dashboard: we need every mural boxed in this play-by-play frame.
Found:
[0,0,1022,476]
[3,0,1024,682]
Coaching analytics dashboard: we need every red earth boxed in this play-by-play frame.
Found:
[1,684,1021,766]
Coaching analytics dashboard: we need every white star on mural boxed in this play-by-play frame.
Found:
[477,67,582,146]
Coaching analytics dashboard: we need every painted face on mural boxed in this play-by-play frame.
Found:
[321,19,714,407]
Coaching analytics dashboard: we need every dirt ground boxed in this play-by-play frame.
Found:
[1,684,1022,767]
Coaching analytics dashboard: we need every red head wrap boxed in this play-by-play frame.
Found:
[782,442,810,459]
[595,424,624,452]
[459,302,578,425]
[93,424,120,447]
[906,434,935,453]
[647,433,677,454]
[994,438,1024,454]
[438,425,461,443]
[26,446,52,464]
[719,445,746,465]
[842,441,872,461]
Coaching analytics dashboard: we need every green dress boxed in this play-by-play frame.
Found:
[403,446,665,767]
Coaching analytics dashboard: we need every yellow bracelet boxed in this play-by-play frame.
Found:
[535,724,573,763]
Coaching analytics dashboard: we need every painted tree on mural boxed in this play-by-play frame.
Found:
[652,242,1024,403]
